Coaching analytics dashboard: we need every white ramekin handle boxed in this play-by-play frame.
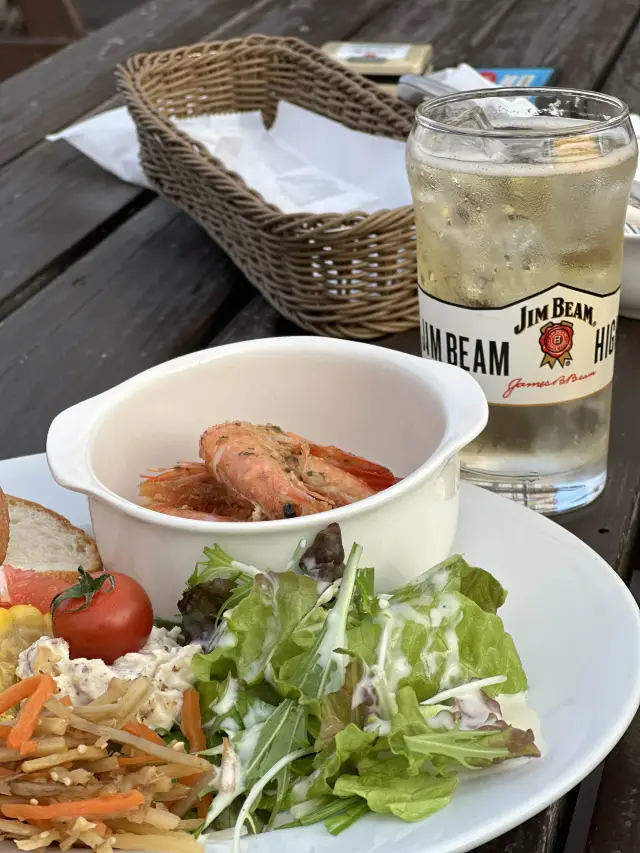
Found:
[46,392,111,497]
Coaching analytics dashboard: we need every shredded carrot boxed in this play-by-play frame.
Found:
[197,792,212,819]
[0,767,16,777]
[181,689,206,753]
[1,790,145,820]
[19,740,37,756]
[0,725,12,739]
[123,721,165,747]
[7,675,55,752]
[180,772,201,786]
[0,676,41,716]
[92,821,109,837]
[60,696,73,707]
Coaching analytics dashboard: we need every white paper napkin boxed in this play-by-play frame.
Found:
[47,102,410,215]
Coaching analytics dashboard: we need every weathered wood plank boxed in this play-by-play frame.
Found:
[601,11,640,111]
[585,575,640,853]
[0,0,263,166]
[0,142,146,319]
[464,0,640,87]
[75,0,144,31]
[354,0,520,67]
[0,0,396,321]
[211,295,303,346]
[0,37,71,81]
[0,200,252,459]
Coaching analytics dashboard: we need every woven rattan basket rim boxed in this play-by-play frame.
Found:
[116,35,415,230]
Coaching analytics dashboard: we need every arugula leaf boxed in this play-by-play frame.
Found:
[244,700,308,787]
[403,726,540,771]
[204,700,309,831]
[354,567,377,616]
[334,755,457,821]
[325,799,370,835]
[278,544,362,707]
[388,686,539,775]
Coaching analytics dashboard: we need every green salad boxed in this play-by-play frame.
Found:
[175,523,539,849]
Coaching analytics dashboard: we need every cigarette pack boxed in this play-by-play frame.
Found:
[321,42,433,95]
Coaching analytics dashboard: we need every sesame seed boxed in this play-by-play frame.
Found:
[29,799,38,805]
[51,772,59,781]
[64,778,72,787]
[77,744,88,754]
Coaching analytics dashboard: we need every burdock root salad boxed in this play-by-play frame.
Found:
[0,524,540,853]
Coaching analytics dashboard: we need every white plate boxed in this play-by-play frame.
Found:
[1,454,639,853]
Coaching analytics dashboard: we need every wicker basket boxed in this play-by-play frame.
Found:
[117,35,418,340]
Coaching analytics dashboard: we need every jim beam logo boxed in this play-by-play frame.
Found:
[539,320,573,369]
[514,291,596,370]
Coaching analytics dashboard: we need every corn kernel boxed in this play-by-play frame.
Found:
[0,608,13,638]
[9,604,44,628]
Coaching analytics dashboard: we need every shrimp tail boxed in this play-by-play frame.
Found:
[306,443,399,492]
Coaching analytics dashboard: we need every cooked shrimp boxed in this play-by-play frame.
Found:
[139,462,253,520]
[140,423,399,522]
[261,425,392,500]
[199,422,332,520]
[144,501,240,522]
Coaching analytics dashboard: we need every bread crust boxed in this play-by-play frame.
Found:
[5,495,102,572]
[0,488,9,565]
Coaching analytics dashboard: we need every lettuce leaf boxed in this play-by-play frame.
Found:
[377,566,526,701]
[310,723,378,799]
[333,756,457,822]
[194,572,320,684]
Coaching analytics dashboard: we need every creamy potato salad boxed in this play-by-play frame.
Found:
[18,626,200,729]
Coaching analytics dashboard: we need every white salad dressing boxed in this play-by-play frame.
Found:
[212,676,239,716]
[290,768,320,803]
[17,627,200,730]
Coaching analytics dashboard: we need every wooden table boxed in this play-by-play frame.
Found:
[0,0,639,850]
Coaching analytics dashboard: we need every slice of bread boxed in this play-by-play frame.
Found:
[2,495,102,573]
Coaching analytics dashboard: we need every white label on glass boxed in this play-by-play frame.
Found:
[419,283,619,405]
[335,43,412,61]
